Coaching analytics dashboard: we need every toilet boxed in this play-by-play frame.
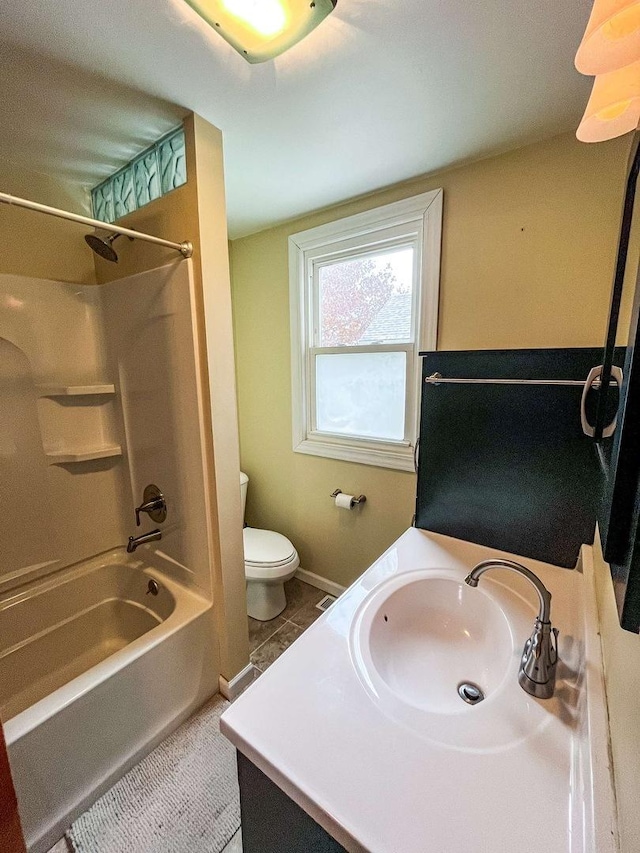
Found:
[241,472,300,621]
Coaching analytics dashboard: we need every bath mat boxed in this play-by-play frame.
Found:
[67,695,240,853]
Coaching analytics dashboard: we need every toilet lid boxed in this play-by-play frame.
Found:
[243,527,296,567]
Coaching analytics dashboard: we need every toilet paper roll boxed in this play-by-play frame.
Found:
[335,492,354,510]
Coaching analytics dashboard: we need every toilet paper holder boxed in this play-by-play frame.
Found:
[330,489,367,507]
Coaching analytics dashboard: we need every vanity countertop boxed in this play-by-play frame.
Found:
[220,528,616,853]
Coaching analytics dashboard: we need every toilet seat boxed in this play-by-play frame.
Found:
[243,527,299,581]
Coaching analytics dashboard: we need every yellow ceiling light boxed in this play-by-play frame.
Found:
[575,0,640,74]
[576,59,640,142]
[221,0,287,37]
[186,0,337,63]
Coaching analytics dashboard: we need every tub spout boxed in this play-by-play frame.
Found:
[127,529,162,553]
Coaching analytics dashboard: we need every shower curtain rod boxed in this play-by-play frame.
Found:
[0,191,193,258]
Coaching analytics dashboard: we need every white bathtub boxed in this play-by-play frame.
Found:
[0,550,217,853]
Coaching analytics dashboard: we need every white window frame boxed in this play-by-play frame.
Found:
[289,189,442,471]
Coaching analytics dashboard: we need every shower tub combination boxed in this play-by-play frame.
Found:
[0,550,215,853]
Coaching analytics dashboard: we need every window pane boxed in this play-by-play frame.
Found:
[318,247,414,346]
[112,166,136,219]
[315,352,406,440]
[134,150,161,207]
[159,130,187,194]
[91,181,115,223]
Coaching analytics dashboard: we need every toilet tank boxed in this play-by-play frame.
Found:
[240,471,249,520]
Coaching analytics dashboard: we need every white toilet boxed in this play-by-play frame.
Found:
[240,472,300,621]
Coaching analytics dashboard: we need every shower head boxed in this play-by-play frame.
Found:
[84,232,121,263]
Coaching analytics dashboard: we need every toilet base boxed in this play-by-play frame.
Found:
[246,580,287,621]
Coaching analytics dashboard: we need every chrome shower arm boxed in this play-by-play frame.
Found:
[0,191,193,258]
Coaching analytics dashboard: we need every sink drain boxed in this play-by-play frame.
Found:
[457,682,485,705]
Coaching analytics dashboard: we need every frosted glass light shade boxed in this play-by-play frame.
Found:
[185,0,337,63]
[575,0,640,74]
[577,59,640,141]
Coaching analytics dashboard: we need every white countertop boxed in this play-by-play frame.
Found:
[221,528,616,853]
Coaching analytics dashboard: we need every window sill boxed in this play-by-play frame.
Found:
[294,436,416,472]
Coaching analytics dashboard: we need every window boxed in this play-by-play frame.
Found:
[289,190,442,471]
[91,126,187,223]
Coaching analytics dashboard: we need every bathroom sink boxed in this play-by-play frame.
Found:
[349,568,537,748]
[359,571,513,713]
[223,529,592,853]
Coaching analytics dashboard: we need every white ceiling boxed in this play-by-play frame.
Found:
[0,0,592,238]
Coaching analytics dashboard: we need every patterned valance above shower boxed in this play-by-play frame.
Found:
[91,126,187,223]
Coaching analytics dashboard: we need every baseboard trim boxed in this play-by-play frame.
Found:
[219,663,257,701]
[295,568,346,597]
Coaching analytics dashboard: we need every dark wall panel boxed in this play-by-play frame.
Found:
[416,348,607,568]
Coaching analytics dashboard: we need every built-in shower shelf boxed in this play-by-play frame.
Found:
[37,383,116,397]
[45,445,122,465]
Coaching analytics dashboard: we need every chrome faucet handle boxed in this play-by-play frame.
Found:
[464,559,560,700]
[135,484,166,526]
[519,623,559,699]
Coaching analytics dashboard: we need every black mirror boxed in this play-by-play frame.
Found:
[594,132,640,632]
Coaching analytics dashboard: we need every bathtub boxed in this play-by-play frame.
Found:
[0,550,217,853]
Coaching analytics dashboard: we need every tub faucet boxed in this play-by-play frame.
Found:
[464,559,559,699]
[127,529,162,553]
[135,484,167,526]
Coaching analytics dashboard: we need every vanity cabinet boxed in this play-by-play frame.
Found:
[237,752,347,853]
[221,528,610,853]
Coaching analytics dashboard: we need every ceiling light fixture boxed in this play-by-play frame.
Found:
[575,0,640,142]
[186,0,337,63]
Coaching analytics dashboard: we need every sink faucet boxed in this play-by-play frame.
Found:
[127,529,162,553]
[464,559,559,700]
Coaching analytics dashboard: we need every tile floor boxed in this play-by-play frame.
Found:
[248,578,326,673]
[46,579,327,853]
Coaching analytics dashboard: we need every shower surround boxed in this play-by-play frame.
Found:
[0,260,219,852]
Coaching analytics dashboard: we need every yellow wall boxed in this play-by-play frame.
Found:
[230,132,631,588]
[0,167,96,284]
[593,530,640,853]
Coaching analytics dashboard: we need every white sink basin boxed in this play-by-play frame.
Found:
[363,573,512,713]
[349,567,537,748]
